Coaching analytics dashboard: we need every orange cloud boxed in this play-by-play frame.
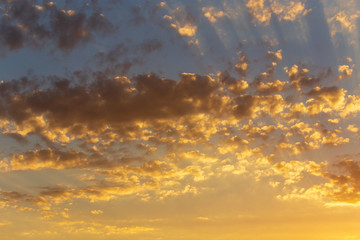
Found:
[202,7,226,23]
[338,65,353,80]
[246,0,309,26]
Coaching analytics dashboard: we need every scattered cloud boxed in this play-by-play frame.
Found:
[202,7,226,23]
[246,0,309,26]
[338,65,353,80]
[0,0,113,51]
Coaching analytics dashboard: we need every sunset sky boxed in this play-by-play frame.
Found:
[1,0,360,239]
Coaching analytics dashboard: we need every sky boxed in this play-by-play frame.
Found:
[1,0,360,239]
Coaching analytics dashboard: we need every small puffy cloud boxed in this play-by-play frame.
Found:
[163,7,198,37]
[267,49,283,62]
[255,79,287,95]
[284,64,299,76]
[175,24,197,37]
[338,65,353,80]
[91,210,103,215]
[227,80,249,94]
[328,118,339,124]
[202,7,226,23]
[347,124,358,133]
[235,53,249,77]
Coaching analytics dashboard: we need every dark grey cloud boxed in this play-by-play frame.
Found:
[0,0,114,51]
[0,72,223,135]
[94,38,163,75]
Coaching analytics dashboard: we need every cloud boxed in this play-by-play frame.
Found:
[246,0,309,26]
[241,120,277,141]
[7,148,112,171]
[3,2,360,238]
[163,6,198,37]
[284,64,331,91]
[0,0,113,51]
[255,79,287,95]
[93,38,163,75]
[270,0,309,22]
[321,130,349,147]
[306,86,346,115]
[347,124,358,133]
[218,71,248,94]
[0,52,341,158]
[176,24,197,37]
[202,7,226,23]
[273,153,360,204]
[328,10,359,36]
[274,122,350,155]
[235,52,249,77]
[267,49,283,62]
[180,150,219,164]
[328,118,339,124]
[338,65,353,80]
[91,209,103,215]
[246,0,272,26]
[340,95,360,118]
[273,160,325,185]
[0,73,223,141]
[0,182,144,210]
[323,159,360,203]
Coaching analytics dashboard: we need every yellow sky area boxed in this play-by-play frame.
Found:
[2,175,360,240]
